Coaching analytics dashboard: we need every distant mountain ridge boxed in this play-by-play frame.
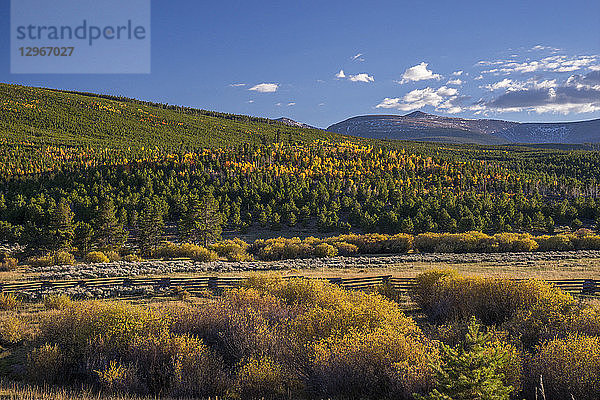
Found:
[327,112,600,144]
[275,117,319,130]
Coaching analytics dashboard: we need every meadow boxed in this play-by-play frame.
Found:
[0,272,598,399]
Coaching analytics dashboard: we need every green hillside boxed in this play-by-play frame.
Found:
[0,83,342,150]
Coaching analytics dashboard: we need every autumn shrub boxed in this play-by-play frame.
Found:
[0,314,29,344]
[210,238,251,261]
[0,252,18,271]
[242,275,437,399]
[36,300,227,396]
[331,241,358,256]
[328,233,412,254]
[232,356,300,399]
[84,251,109,263]
[29,251,75,267]
[104,250,121,262]
[528,334,600,400]
[122,253,142,262]
[95,360,141,393]
[411,269,458,316]
[312,325,437,399]
[534,234,573,251]
[44,294,73,310]
[252,237,309,260]
[27,343,66,384]
[39,301,168,356]
[493,232,538,252]
[571,234,600,250]
[122,332,227,396]
[169,285,299,369]
[412,270,575,326]
[54,251,76,265]
[313,242,337,258]
[0,292,20,310]
[565,304,600,336]
[154,242,218,262]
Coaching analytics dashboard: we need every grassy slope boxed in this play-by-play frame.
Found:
[0,83,345,151]
[1,82,594,167]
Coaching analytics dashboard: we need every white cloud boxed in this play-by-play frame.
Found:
[229,83,246,87]
[249,83,278,93]
[483,75,600,114]
[453,70,464,76]
[532,79,558,89]
[335,69,346,79]
[351,53,365,62]
[399,62,441,84]
[247,100,255,103]
[531,45,561,52]
[479,54,598,75]
[474,75,484,80]
[349,73,374,83]
[376,86,460,112]
[590,65,600,71]
[436,86,458,96]
[275,102,282,106]
[484,78,559,92]
[484,79,525,91]
[318,103,325,106]
[287,102,296,106]
[447,79,463,85]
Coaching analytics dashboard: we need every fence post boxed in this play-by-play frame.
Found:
[583,279,597,295]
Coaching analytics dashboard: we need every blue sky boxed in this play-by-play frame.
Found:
[1,0,600,128]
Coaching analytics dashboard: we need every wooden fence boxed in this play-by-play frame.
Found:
[1,275,598,298]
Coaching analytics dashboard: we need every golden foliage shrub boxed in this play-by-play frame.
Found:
[313,242,338,258]
[125,332,226,396]
[153,242,218,262]
[29,251,75,267]
[209,238,251,261]
[95,361,140,393]
[43,294,73,310]
[122,253,142,262]
[84,251,109,263]
[39,301,168,355]
[0,252,18,271]
[571,234,600,250]
[414,232,538,253]
[505,299,600,348]
[528,334,600,400]
[328,233,412,254]
[37,301,226,396]
[27,343,66,384]
[232,356,300,399]
[534,234,573,251]
[331,241,358,256]
[0,293,20,310]
[240,275,437,398]
[312,325,437,399]
[413,270,575,326]
[0,314,28,344]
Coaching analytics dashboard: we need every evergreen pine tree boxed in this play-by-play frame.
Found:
[74,221,93,255]
[137,200,165,254]
[400,217,414,234]
[93,200,127,250]
[47,198,75,250]
[418,318,513,400]
[179,193,222,246]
